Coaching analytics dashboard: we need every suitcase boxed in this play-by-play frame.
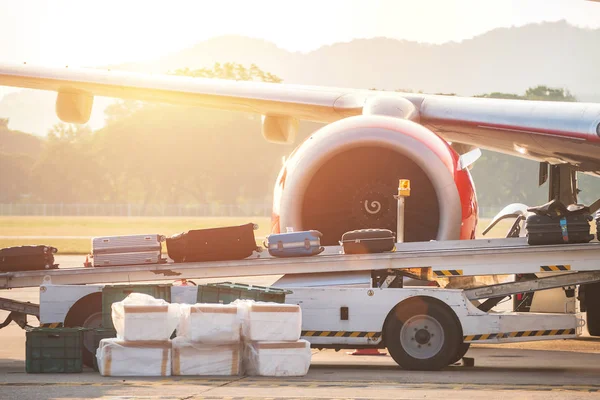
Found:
[165,233,186,263]
[0,245,58,272]
[526,214,594,245]
[341,229,395,254]
[91,234,165,267]
[264,231,324,257]
[166,223,259,263]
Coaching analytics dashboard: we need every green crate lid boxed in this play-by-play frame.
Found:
[205,282,292,294]
[27,327,84,334]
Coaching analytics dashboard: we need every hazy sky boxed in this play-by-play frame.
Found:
[0,0,599,67]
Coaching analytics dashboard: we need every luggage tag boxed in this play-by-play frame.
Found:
[560,217,569,243]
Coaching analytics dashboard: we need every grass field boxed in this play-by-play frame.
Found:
[0,216,271,254]
[0,216,596,254]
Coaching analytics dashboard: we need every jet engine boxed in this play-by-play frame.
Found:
[271,115,478,245]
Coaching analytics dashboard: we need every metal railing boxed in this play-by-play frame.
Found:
[0,203,502,218]
[0,203,273,217]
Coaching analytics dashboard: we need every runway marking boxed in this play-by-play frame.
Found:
[1,380,598,392]
[464,328,576,342]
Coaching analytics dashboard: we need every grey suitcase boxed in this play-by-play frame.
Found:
[92,250,163,267]
[264,231,324,257]
[91,234,166,267]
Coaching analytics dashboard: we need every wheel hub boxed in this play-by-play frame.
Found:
[400,315,445,360]
[415,328,431,345]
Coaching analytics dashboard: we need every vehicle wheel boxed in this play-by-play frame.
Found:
[450,342,470,364]
[64,293,103,368]
[585,282,600,336]
[385,298,461,371]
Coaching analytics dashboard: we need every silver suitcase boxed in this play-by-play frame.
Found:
[92,250,163,267]
[91,234,165,267]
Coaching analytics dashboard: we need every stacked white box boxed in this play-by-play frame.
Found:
[98,293,179,377]
[241,302,302,342]
[235,300,310,377]
[112,293,180,341]
[96,338,171,377]
[245,340,311,377]
[172,337,241,376]
[178,304,240,343]
[173,303,242,376]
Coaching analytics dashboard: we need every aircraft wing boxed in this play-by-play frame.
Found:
[1,62,600,174]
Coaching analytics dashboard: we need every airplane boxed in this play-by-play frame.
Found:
[0,62,599,251]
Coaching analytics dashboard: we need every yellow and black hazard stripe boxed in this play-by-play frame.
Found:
[540,264,571,272]
[39,323,63,328]
[434,269,463,277]
[464,328,575,342]
[302,330,382,339]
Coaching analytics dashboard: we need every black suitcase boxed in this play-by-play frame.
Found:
[526,214,594,245]
[166,223,259,262]
[0,245,58,272]
[341,229,395,254]
[596,211,600,241]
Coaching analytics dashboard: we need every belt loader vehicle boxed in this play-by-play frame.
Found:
[2,236,600,371]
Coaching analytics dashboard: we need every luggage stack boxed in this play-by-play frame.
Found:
[526,200,595,245]
[166,223,261,263]
[172,304,242,376]
[96,293,180,376]
[264,230,324,257]
[238,301,311,377]
[0,245,58,272]
[91,234,166,267]
[341,229,396,254]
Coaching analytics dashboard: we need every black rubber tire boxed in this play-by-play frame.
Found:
[385,298,461,371]
[64,293,102,368]
[450,343,470,365]
[585,282,600,336]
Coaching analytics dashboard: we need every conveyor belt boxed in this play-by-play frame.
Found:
[1,238,599,289]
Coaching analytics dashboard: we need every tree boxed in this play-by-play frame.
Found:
[171,62,282,83]
[474,85,576,102]
[29,123,104,203]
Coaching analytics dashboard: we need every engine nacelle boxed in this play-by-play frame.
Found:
[271,115,478,245]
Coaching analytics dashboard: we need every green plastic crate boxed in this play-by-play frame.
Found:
[101,284,171,330]
[92,328,117,372]
[26,328,83,373]
[197,282,291,304]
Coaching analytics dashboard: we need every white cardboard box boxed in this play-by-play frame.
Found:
[111,293,179,341]
[242,302,301,342]
[171,337,241,376]
[245,340,311,377]
[178,304,240,343]
[96,338,171,377]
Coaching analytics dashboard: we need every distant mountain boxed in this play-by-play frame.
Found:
[1,20,599,135]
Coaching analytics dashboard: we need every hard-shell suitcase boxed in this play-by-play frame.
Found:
[91,234,165,267]
[526,214,594,245]
[264,231,324,257]
[0,245,58,272]
[166,223,259,263]
[341,229,395,254]
[92,251,163,267]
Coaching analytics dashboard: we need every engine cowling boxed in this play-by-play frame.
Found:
[271,115,478,246]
